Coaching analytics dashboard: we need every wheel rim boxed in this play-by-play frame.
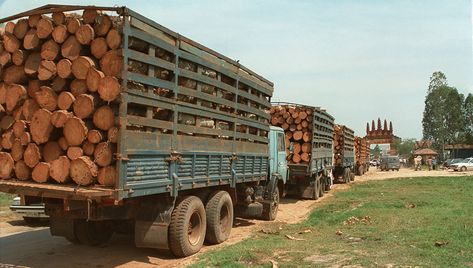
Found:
[219,204,230,234]
[188,210,202,246]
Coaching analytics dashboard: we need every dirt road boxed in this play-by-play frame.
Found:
[0,168,471,267]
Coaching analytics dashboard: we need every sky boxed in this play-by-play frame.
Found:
[0,0,471,139]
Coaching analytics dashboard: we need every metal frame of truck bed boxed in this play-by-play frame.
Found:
[0,5,274,201]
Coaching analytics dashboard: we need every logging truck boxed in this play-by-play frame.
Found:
[270,102,334,199]
[354,136,370,175]
[332,124,355,183]
[0,5,288,257]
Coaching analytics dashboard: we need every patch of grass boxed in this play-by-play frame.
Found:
[0,192,13,207]
[191,176,473,267]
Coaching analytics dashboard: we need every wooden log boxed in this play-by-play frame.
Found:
[57,91,75,110]
[23,29,41,50]
[86,67,104,92]
[1,130,15,150]
[71,56,95,79]
[301,152,310,163]
[52,12,66,26]
[301,120,309,128]
[32,162,50,183]
[100,50,122,77]
[293,142,301,154]
[98,76,121,102]
[12,49,28,66]
[30,108,53,144]
[93,105,115,131]
[37,60,57,80]
[94,14,112,37]
[14,160,31,180]
[51,76,67,93]
[0,83,6,105]
[50,156,70,183]
[75,24,95,45]
[296,124,302,131]
[3,33,20,53]
[87,129,103,144]
[63,116,88,146]
[21,99,40,121]
[2,65,27,84]
[281,123,289,130]
[66,17,81,34]
[20,132,31,146]
[28,81,44,99]
[36,18,54,39]
[97,166,117,186]
[68,80,87,97]
[52,25,69,44]
[289,124,296,132]
[299,111,307,120]
[12,120,27,138]
[34,86,57,111]
[82,141,95,156]
[70,156,98,186]
[90,37,108,59]
[302,143,311,153]
[43,141,63,162]
[0,115,14,131]
[270,117,279,125]
[61,36,81,60]
[57,58,73,78]
[67,146,83,160]
[294,117,302,124]
[28,14,42,28]
[24,52,42,76]
[51,110,72,128]
[13,19,29,39]
[0,50,11,66]
[292,153,301,163]
[73,94,95,119]
[58,136,68,151]
[11,140,24,161]
[285,131,293,140]
[82,9,98,24]
[4,21,15,34]
[6,84,27,112]
[94,142,113,167]
[303,132,311,143]
[106,28,121,50]
[24,143,41,168]
[40,39,60,60]
[107,127,118,143]
[12,107,25,120]
[293,131,303,141]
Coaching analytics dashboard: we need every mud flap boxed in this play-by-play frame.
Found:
[50,216,76,241]
[134,195,175,250]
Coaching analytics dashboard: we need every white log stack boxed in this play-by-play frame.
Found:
[0,9,122,186]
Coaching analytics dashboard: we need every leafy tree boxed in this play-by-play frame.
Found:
[462,93,473,143]
[370,145,381,159]
[422,72,466,159]
[395,138,416,157]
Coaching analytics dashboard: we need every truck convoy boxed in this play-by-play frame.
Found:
[0,4,370,258]
[354,136,370,175]
[270,102,334,199]
[0,5,288,257]
[332,124,355,183]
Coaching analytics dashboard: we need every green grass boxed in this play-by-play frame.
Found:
[191,176,473,267]
[0,192,13,207]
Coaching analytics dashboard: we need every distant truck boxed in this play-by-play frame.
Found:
[332,124,355,183]
[354,136,370,175]
[0,5,287,257]
[379,155,400,171]
[270,102,334,199]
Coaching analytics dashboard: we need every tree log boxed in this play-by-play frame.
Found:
[12,49,28,66]
[98,165,117,186]
[71,56,95,79]
[50,156,70,183]
[14,160,31,180]
[58,136,68,151]
[37,60,57,80]
[12,120,27,137]
[94,142,113,167]
[292,153,301,163]
[6,84,27,112]
[303,132,311,143]
[75,24,95,45]
[32,162,50,183]
[40,39,60,60]
[1,130,15,149]
[34,86,57,111]
[293,142,301,154]
[90,37,108,59]
[70,79,88,96]
[63,116,88,146]
[28,14,42,28]
[2,65,27,84]
[293,131,303,141]
[0,50,11,66]
[4,21,15,34]
[43,141,62,162]
[66,17,81,34]
[36,18,54,39]
[301,152,310,162]
[93,105,115,130]
[52,25,69,44]
[87,129,103,144]
[20,132,31,146]
[82,9,98,24]
[51,76,67,93]
[98,76,120,102]
[3,33,20,53]
[51,110,72,128]
[73,94,95,119]
[23,29,40,50]
[13,19,29,39]
[30,108,53,144]
[106,28,121,50]
[67,146,83,160]
[21,99,40,121]
[70,156,98,185]
[24,52,42,75]
[86,67,104,92]
[100,50,122,77]
[302,143,311,153]
[61,36,81,60]
[94,14,111,37]
[57,91,75,110]
[52,12,65,26]
[57,58,72,78]
[24,143,41,168]
[11,140,24,161]
[82,141,95,156]
[107,127,118,143]
[0,83,6,104]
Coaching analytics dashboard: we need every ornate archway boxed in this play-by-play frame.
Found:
[364,118,401,155]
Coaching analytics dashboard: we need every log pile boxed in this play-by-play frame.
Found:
[355,136,369,165]
[270,105,313,164]
[0,9,123,186]
[333,125,344,166]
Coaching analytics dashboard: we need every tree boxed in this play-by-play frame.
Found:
[462,93,473,143]
[422,72,466,159]
[395,138,416,157]
[371,145,381,159]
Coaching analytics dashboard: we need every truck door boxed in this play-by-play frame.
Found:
[276,131,288,183]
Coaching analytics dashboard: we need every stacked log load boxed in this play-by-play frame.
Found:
[333,124,355,167]
[355,136,369,166]
[0,9,122,186]
[270,105,313,164]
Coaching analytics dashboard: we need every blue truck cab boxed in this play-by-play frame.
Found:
[269,126,289,186]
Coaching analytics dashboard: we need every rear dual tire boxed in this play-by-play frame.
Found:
[205,191,233,245]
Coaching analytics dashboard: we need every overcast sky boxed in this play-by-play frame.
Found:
[1,0,471,139]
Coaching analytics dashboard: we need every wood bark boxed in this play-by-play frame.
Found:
[50,156,70,183]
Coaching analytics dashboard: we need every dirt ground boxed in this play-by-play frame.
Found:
[0,168,471,268]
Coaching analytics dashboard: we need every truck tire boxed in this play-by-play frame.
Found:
[312,178,320,200]
[205,191,233,245]
[350,171,355,181]
[23,217,41,225]
[318,178,324,197]
[169,196,206,257]
[261,187,279,221]
[74,220,113,246]
[460,166,467,172]
[344,168,350,184]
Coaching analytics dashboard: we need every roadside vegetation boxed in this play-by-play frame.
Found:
[0,192,13,208]
[191,176,473,267]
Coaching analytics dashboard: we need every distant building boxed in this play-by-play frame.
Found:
[445,144,473,159]
[413,140,438,161]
